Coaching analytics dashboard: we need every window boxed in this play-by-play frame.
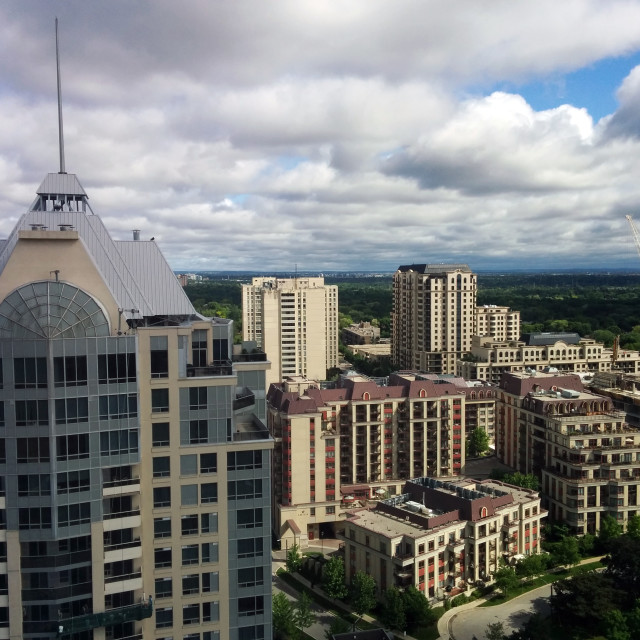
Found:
[57,434,89,461]
[18,474,51,496]
[181,515,198,536]
[228,479,262,500]
[153,487,171,508]
[14,357,47,388]
[15,400,48,426]
[150,336,169,378]
[155,547,172,568]
[54,356,88,387]
[201,542,219,563]
[228,450,262,470]
[58,503,90,527]
[238,596,264,617]
[238,626,265,640]
[100,430,138,456]
[189,420,208,444]
[182,573,199,595]
[190,387,207,410]
[98,353,136,384]
[203,600,220,623]
[192,329,208,367]
[202,571,219,593]
[153,457,171,478]
[155,606,173,629]
[19,507,51,530]
[237,539,264,560]
[201,483,218,504]
[0,440,4,463]
[55,397,89,424]
[17,437,50,463]
[99,394,137,420]
[155,577,172,599]
[182,544,199,566]
[200,452,217,473]
[56,470,90,494]
[238,567,264,588]
[201,512,218,534]
[152,389,170,413]
[181,485,198,506]
[237,508,263,529]
[181,454,197,476]
[183,602,200,625]
[153,423,170,447]
[154,517,172,538]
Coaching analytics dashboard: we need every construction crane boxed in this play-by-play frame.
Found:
[626,215,640,259]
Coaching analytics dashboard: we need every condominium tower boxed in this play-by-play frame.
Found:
[392,264,478,374]
[0,170,273,639]
[242,277,338,387]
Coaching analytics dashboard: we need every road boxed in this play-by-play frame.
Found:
[443,584,552,640]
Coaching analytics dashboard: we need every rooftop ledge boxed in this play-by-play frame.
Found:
[19,229,79,240]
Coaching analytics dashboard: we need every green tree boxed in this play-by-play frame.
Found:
[551,536,580,568]
[324,617,351,639]
[286,543,303,573]
[604,535,640,604]
[273,592,295,639]
[485,621,506,640]
[578,532,596,557]
[514,553,546,581]
[350,571,377,617]
[502,472,539,491]
[322,556,348,600]
[601,609,629,640]
[493,566,520,598]
[467,427,490,457]
[293,592,315,637]
[380,587,406,631]
[599,515,623,551]
[402,585,436,628]
[627,514,640,540]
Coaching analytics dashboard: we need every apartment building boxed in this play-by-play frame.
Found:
[242,277,338,387]
[457,332,639,383]
[475,305,520,342]
[392,264,478,375]
[0,170,273,639]
[496,371,640,535]
[266,373,467,547]
[341,476,545,598]
[342,322,381,346]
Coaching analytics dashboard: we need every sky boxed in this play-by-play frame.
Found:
[4,2,640,273]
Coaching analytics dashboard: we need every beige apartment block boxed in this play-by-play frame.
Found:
[475,305,520,342]
[266,373,467,548]
[392,264,478,375]
[496,371,640,535]
[0,171,273,639]
[457,333,640,383]
[242,277,338,387]
[340,476,545,599]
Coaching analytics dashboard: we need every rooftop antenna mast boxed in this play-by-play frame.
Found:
[55,17,66,174]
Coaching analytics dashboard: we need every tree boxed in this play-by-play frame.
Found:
[402,585,437,628]
[485,621,506,640]
[293,592,315,637]
[493,566,520,598]
[322,556,348,600]
[601,609,630,640]
[286,543,303,573]
[273,592,296,639]
[467,427,489,457]
[599,514,623,550]
[627,514,640,540]
[502,472,539,491]
[350,571,377,617]
[604,535,640,604]
[325,617,351,639]
[550,535,580,568]
[514,553,546,581]
[380,587,405,631]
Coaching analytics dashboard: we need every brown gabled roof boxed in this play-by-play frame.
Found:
[499,372,583,396]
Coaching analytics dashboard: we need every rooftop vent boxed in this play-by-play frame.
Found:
[58,224,74,231]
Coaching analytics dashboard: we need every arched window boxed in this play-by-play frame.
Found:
[420,389,426,398]
[363,392,370,400]
[480,507,488,518]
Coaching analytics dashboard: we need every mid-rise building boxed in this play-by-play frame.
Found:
[266,373,467,547]
[496,371,640,535]
[457,333,639,383]
[475,305,520,342]
[392,264,477,375]
[341,476,545,598]
[0,170,273,639]
[242,277,338,387]
[342,322,381,345]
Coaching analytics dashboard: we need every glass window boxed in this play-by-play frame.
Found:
[237,509,263,529]
[238,596,264,617]
[154,547,172,568]
[189,387,207,410]
[55,397,89,424]
[150,336,169,378]
[54,356,88,387]
[203,600,220,622]
[155,606,173,629]
[201,483,218,504]
[98,394,137,420]
[17,438,49,463]
[152,388,170,413]
[57,470,90,494]
[201,542,219,563]
[97,353,136,384]
[56,434,89,461]
[15,400,48,426]
[155,577,172,599]
[182,573,199,595]
[18,474,51,496]
[201,512,218,534]
[153,487,171,508]
[192,330,208,367]
[181,485,197,506]
[180,454,197,476]
[228,479,262,500]
[200,453,217,474]
[58,503,90,527]
[14,357,47,389]
[238,567,264,588]
[153,457,170,478]
[228,450,262,470]
[182,544,199,566]
[154,517,172,539]
[202,571,219,593]
[18,507,51,530]
[181,515,198,536]
[189,420,208,444]
[152,423,170,447]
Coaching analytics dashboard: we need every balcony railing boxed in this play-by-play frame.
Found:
[57,600,152,636]
[186,360,233,377]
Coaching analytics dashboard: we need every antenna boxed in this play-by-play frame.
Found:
[55,18,66,174]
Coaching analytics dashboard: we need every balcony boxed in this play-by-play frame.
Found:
[233,350,267,362]
[102,477,141,497]
[103,509,141,531]
[233,387,255,412]
[57,601,152,636]
[186,360,233,377]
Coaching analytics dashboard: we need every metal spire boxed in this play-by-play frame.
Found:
[55,17,66,174]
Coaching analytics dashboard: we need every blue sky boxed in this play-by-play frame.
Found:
[3,1,640,272]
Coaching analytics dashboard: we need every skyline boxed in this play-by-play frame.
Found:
[4,3,640,271]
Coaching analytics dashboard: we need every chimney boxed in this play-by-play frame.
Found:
[132,230,140,241]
